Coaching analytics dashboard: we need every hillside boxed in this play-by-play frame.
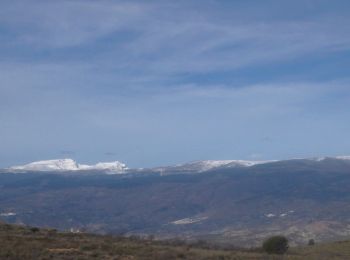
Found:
[1,222,350,259]
[0,222,266,260]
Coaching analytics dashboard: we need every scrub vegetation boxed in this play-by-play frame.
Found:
[1,222,350,259]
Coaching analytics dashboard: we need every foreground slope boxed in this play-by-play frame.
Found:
[1,222,350,259]
[0,222,267,260]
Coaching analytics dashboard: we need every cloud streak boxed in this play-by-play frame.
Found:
[1,1,350,74]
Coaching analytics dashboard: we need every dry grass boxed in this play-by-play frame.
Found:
[1,223,350,259]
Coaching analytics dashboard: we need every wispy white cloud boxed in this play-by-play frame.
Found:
[1,0,349,76]
[121,18,350,74]
[0,1,147,48]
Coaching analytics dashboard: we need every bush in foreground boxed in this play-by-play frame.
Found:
[308,239,315,246]
[262,236,288,254]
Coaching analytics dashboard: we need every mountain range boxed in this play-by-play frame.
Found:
[7,156,349,174]
[7,158,274,174]
[1,156,350,247]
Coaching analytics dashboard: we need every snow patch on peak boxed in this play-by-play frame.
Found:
[335,156,350,160]
[187,160,240,171]
[79,161,127,172]
[309,156,350,162]
[9,159,128,173]
[311,157,326,162]
[154,159,274,174]
[193,160,272,171]
[225,160,274,167]
[198,159,275,170]
[10,159,79,171]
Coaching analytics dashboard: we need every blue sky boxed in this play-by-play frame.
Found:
[1,0,350,168]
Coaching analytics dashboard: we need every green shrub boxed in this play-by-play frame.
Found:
[262,236,288,254]
[30,227,40,233]
[80,244,98,251]
[308,239,315,246]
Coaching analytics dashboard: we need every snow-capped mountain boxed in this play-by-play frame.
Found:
[5,156,350,175]
[152,156,350,174]
[153,159,274,174]
[9,159,128,173]
[9,159,79,171]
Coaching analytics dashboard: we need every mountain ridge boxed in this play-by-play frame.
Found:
[6,155,350,175]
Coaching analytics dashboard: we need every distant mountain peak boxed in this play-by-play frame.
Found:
[335,155,350,160]
[9,159,128,173]
[10,159,79,171]
[308,156,350,162]
[176,159,274,171]
[152,159,275,174]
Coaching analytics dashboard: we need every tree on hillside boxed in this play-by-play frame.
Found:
[262,236,288,254]
[308,239,315,246]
